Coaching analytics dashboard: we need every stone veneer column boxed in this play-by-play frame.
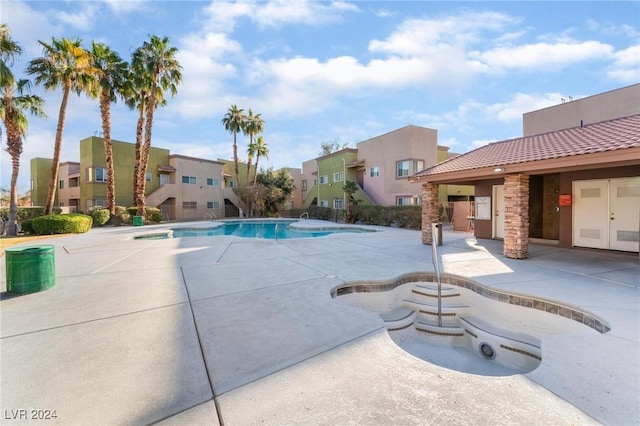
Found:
[503,173,530,259]
[421,182,440,245]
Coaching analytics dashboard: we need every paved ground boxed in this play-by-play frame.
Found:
[1,220,638,425]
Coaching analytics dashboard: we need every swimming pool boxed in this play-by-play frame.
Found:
[136,220,372,240]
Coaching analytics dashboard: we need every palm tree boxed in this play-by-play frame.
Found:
[244,109,264,183]
[130,35,182,217]
[89,41,128,217]
[1,25,46,236]
[27,37,94,214]
[0,24,21,90]
[342,180,358,224]
[252,135,269,187]
[221,104,246,182]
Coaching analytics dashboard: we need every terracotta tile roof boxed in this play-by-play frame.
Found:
[411,114,640,179]
[346,158,365,167]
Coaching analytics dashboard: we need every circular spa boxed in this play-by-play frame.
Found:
[332,272,610,377]
[134,220,373,240]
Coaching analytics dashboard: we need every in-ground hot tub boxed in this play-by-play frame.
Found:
[332,272,609,376]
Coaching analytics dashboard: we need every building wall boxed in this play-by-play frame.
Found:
[30,158,53,207]
[170,155,225,220]
[303,149,358,209]
[79,136,170,211]
[357,125,438,205]
[57,162,81,211]
[281,167,303,209]
[523,83,640,136]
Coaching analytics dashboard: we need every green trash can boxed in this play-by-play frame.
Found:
[133,216,144,226]
[5,245,56,294]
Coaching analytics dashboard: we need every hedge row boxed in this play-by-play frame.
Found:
[22,214,93,235]
[0,206,61,221]
[287,205,422,229]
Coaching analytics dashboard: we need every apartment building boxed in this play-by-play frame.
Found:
[31,137,241,220]
[301,125,473,209]
[412,84,640,258]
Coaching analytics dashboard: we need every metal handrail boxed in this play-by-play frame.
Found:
[431,223,443,326]
[275,222,279,241]
[299,212,309,219]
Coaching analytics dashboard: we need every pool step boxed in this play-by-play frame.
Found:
[380,307,417,331]
[415,320,465,337]
[402,298,471,318]
[411,283,461,298]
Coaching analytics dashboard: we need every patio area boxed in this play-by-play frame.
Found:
[1,220,638,425]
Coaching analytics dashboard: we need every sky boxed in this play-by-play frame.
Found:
[1,0,639,193]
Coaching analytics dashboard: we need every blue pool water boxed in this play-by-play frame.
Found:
[170,220,371,240]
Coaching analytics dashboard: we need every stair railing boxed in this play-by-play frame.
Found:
[431,223,443,326]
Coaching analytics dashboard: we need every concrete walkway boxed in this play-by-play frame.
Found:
[1,220,638,425]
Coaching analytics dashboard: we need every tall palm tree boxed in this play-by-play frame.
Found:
[1,25,46,236]
[221,104,246,182]
[27,37,94,214]
[244,109,264,184]
[130,35,182,217]
[0,24,21,91]
[89,41,128,217]
[252,135,269,187]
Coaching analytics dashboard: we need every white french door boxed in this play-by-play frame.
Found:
[493,185,505,239]
[573,177,640,252]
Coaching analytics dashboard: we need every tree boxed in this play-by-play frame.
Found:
[252,135,269,187]
[342,180,358,224]
[1,25,46,235]
[319,140,349,155]
[221,104,246,182]
[244,109,264,183]
[27,37,94,214]
[89,41,128,217]
[130,35,182,217]
[254,168,295,216]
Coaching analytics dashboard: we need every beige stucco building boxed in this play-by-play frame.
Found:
[412,84,640,259]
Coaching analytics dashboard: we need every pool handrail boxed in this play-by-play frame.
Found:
[431,222,443,326]
[299,212,309,219]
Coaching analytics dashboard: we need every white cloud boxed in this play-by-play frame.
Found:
[369,12,517,57]
[102,0,150,15]
[201,0,359,33]
[53,3,99,32]
[607,45,640,83]
[473,40,614,71]
[586,19,640,38]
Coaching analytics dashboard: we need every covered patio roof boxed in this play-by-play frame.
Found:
[409,114,640,184]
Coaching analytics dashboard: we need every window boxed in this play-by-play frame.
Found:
[59,180,64,189]
[182,201,197,209]
[59,202,65,207]
[207,178,220,187]
[396,160,424,178]
[146,172,152,182]
[313,178,317,186]
[302,180,307,191]
[228,180,237,188]
[319,175,328,184]
[396,196,422,206]
[333,198,343,209]
[333,172,344,183]
[207,201,220,209]
[370,167,379,177]
[87,199,106,210]
[182,176,196,184]
[319,200,329,208]
[95,168,107,182]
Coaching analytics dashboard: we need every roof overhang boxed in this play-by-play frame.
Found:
[409,148,640,185]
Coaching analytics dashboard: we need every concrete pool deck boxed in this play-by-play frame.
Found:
[1,220,638,425]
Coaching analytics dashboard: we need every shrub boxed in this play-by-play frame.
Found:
[21,218,35,234]
[30,214,93,235]
[90,208,110,227]
[127,206,162,223]
[0,207,47,221]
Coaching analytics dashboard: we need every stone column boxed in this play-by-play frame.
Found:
[503,173,530,259]
[421,182,440,245]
